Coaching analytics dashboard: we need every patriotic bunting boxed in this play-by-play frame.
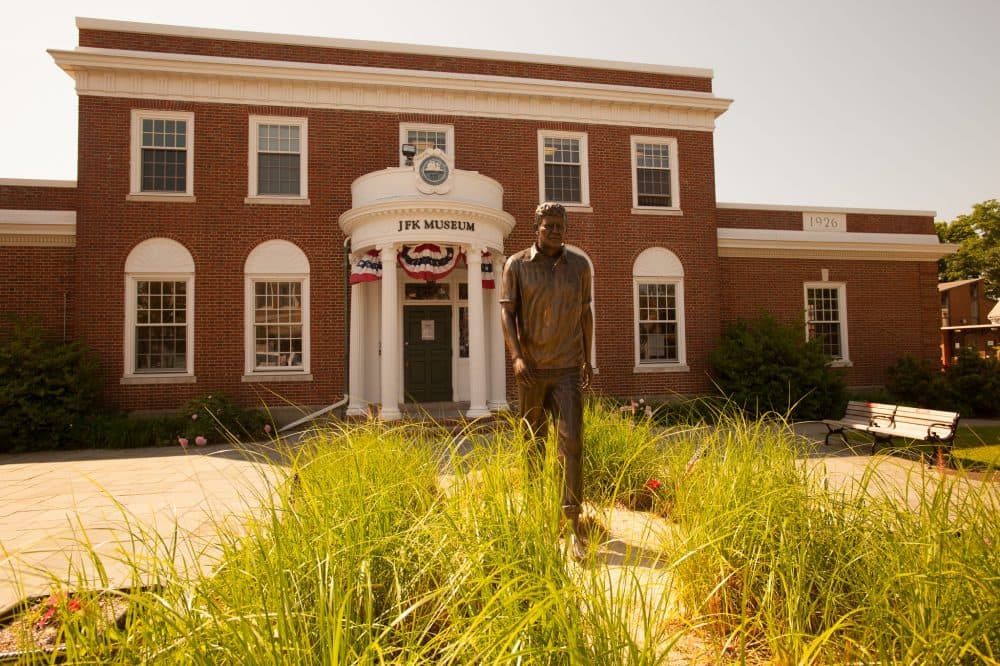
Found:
[349,249,383,284]
[350,244,495,289]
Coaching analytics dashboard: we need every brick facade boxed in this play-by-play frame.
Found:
[0,19,951,413]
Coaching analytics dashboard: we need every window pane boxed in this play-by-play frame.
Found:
[407,129,447,154]
[135,280,187,372]
[638,282,678,363]
[254,281,304,369]
[807,287,842,358]
[141,148,187,192]
[636,142,672,207]
[258,153,301,195]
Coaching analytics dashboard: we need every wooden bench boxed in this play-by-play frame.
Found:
[823,400,961,460]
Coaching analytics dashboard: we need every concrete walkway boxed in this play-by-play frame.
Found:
[1,421,997,618]
[0,443,285,616]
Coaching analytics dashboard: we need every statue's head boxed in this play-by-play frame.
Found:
[533,202,567,230]
[533,202,567,256]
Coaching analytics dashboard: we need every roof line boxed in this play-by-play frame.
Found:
[75,17,715,80]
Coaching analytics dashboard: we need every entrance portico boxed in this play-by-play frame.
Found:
[339,150,516,420]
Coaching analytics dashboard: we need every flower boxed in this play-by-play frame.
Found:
[191,413,199,420]
[195,435,208,446]
[37,593,82,629]
[178,437,189,449]
[264,424,272,434]
[645,478,662,491]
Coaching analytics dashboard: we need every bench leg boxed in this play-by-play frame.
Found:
[824,426,849,447]
[870,434,893,455]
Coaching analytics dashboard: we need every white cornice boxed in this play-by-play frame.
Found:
[0,178,77,188]
[717,202,937,217]
[75,17,715,80]
[50,47,731,132]
[717,228,957,262]
[0,210,76,247]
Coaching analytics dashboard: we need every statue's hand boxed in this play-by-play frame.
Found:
[580,362,593,390]
[513,357,535,386]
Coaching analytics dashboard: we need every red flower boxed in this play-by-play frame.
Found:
[645,478,662,491]
[36,593,82,629]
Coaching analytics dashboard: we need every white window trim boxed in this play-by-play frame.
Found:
[122,273,196,383]
[633,278,688,373]
[244,275,312,380]
[128,109,195,201]
[246,115,309,204]
[537,129,590,207]
[804,281,852,366]
[630,135,681,213]
[399,123,455,165]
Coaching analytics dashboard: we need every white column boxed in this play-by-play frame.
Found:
[488,253,510,412]
[465,248,490,418]
[347,279,367,417]
[379,245,402,421]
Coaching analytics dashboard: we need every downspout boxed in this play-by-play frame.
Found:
[343,235,352,415]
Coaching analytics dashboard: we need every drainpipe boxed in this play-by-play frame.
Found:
[343,235,352,415]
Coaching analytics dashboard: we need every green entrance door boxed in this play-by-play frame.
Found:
[404,305,453,403]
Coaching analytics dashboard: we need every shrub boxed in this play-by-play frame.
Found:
[709,313,848,420]
[885,350,1000,417]
[0,316,103,453]
[176,393,268,446]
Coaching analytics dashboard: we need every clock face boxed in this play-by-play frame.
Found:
[419,156,449,185]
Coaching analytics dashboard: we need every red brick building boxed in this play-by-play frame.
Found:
[938,278,1000,366]
[0,18,954,418]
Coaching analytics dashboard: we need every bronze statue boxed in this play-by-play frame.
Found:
[500,202,594,559]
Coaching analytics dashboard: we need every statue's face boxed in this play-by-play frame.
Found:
[536,214,566,256]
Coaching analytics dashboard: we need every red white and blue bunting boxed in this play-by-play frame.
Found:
[399,244,461,281]
[349,249,383,284]
[350,244,494,288]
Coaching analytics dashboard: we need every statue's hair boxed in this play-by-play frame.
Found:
[534,201,567,227]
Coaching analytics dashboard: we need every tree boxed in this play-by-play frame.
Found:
[936,199,1000,299]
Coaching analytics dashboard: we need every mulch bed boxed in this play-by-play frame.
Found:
[0,592,131,662]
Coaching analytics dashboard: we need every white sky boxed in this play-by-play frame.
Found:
[2,0,997,222]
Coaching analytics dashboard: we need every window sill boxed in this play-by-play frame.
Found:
[245,196,311,206]
[633,364,689,374]
[121,374,197,385]
[127,194,197,203]
[242,372,314,383]
[828,359,853,368]
[631,207,684,217]
[562,205,594,213]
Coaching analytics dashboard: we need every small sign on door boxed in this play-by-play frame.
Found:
[421,319,435,340]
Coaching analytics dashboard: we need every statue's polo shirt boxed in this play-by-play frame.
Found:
[500,244,591,371]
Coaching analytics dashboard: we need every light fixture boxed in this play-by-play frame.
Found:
[401,143,417,166]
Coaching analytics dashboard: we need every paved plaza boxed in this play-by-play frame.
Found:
[1,422,997,617]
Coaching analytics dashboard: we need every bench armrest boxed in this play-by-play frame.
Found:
[926,422,957,442]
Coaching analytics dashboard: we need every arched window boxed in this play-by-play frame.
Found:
[633,247,687,372]
[244,240,312,379]
[123,238,195,382]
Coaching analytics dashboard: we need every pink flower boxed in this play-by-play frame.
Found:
[645,478,662,491]
[195,436,208,446]
[264,424,272,434]
[191,413,199,420]
[178,437,189,449]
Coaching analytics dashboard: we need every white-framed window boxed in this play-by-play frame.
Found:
[805,282,850,364]
[244,240,311,380]
[129,110,195,200]
[633,247,687,372]
[631,136,680,212]
[247,116,309,203]
[538,130,590,206]
[123,238,195,383]
[399,123,454,165]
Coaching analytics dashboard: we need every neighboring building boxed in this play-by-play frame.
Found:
[0,18,955,419]
[938,278,1000,366]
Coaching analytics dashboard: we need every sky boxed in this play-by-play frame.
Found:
[1,0,997,223]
